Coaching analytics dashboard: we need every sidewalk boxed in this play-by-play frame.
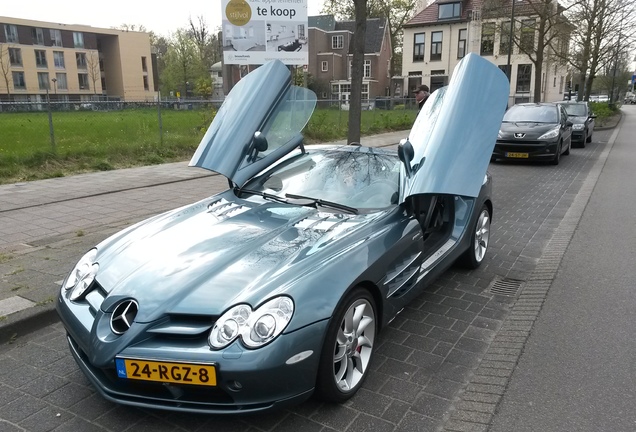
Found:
[0,130,409,342]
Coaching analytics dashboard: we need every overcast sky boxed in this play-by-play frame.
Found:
[2,0,326,37]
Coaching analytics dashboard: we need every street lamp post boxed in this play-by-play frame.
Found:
[51,77,57,95]
[505,0,516,82]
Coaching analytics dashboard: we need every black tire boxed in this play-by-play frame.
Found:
[586,131,592,143]
[315,287,377,403]
[459,204,491,269]
[563,140,570,155]
[551,142,561,165]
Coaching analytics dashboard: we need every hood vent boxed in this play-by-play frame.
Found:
[294,213,357,232]
[207,198,250,220]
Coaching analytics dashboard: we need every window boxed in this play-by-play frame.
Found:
[73,32,84,48]
[430,31,443,61]
[500,21,511,55]
[408,71,421,94]
[50,29,62,47]
[498,64,511,79]
[332,35,343,49]
[76,53,87,68]
[457,29,467,59]
[364,60,371,78]
[8,48,22,66]
[78,73,89,90]
[321,61,328,72]
[35,50,47,67]
[413,33,425,62]
[56,73,68,90]
[559,76,564,94]
[12,71,26,89]
[4,25,18,43]
[520,19,535,52]
[431,74,447,92]
[38,72,50,90]
[481,23,495,55]
[53,51,65,68]
[141,56,147,72]
[32,28,45,45]
[516,64,531,92]
[438,2,461,19]
[143,75,149,91]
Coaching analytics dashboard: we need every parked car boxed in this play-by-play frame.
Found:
[56,54,509,414]
[560,102,596,147]
[493,103,573,165]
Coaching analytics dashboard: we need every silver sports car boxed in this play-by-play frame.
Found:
[56,53,509,414]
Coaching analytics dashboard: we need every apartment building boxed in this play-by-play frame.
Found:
[0,16,156,104]
[400,0,570,104]
[308,15,393,103]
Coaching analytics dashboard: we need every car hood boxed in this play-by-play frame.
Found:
[94,194,382,322]
[400,53,509,200]
[189,60,317,188]
[499,122,558,139]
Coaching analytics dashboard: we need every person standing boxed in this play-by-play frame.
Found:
[414,84,430,110]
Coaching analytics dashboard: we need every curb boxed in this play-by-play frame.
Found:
[0,302,58,345]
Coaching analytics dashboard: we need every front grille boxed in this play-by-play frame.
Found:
[68,335,238,408]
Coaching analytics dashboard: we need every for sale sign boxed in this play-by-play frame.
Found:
[222,0,308,65]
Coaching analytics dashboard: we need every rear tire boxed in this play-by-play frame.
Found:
[459,205,490,269]
[315,288,377,403]
[586,131,592,143]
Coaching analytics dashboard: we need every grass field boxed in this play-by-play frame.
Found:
[0,107,417,184]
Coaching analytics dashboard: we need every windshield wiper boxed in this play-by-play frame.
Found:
[235,187,289,204]
[285,193,359,215]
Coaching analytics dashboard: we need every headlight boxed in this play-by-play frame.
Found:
[209,296,294,350]
[572,124,585,130]
[538,127,560,140]
[64,248,98,301]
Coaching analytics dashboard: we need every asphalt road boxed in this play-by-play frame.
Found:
[0,115,627,431]
[490,105,636,431]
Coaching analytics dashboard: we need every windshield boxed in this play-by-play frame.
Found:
[561,103,587,117]
[242,149,401,211]
[503,105,558,123]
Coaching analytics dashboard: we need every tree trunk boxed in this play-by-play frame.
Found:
[347,0,367,145]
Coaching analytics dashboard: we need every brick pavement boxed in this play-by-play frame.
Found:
[0,125,619,431]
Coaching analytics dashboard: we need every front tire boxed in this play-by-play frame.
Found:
[459,205,491,269]
[315,288,377,403]
[551,142,561,165]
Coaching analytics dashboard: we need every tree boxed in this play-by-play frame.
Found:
[115,24,148,32]
[322,0,421,82]
[86,51,101,95]
[160,29,207,98]
[564,0,636,101]
[0,44,12,101]
[188,16,221,68]
[482,0,572,103]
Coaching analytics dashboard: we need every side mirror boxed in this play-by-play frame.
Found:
[248,131,268,161]
[397,139,414,177]
[590,114,597,119]
[566,121,573,127]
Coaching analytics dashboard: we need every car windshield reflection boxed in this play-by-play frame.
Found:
[503,105,558,123]
[561,103,587,116]
[242,149,401,211]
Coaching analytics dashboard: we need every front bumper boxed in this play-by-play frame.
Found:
[571,129,586,143]
[57,293,328,414]
[493,139,559,160]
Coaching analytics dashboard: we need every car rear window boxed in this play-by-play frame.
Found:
[561,104,587,116]
[503,105,558,123]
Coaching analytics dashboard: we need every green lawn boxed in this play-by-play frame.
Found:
[0,107,416,184]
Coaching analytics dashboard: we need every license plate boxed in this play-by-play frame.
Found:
[116,358,216,386]
[506,152,529,158]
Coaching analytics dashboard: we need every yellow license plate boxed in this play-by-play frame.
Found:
[116,358,216,386]
[506,152,529,158]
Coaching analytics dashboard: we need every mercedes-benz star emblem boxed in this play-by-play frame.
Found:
[110,300,139,334]
[514,133,526,138]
